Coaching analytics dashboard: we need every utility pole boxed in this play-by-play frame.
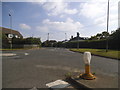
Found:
[65,33,67,48]
[47,33,49,41]
[65,33,67,41]
[106,0,109,52]
[47,33,49,47]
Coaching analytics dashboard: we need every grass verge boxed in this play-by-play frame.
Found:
[0,47,40,51]
[70,48,120,60]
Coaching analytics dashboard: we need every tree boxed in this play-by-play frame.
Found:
[101,31,109,39]
[42,40,57,47]
[109,28,120,41]
[24,37,41,45]
[89,31,110,40]
[96,33,102,40]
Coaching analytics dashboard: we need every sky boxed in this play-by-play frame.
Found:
[1,0,119,42]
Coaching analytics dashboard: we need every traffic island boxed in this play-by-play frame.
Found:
[65,52,118,89]
[66,72,118,89]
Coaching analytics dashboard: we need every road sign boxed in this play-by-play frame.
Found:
[8,34,13,38]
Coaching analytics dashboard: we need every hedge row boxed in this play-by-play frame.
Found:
[56,39,119,50]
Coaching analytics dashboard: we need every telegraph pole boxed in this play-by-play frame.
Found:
[106,0,109,52]
[65,33,67,41]
[47,33,49,41]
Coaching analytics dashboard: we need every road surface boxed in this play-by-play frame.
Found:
[2,48,118,88]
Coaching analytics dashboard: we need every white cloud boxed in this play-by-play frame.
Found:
[79,0,118,29]
[94,16,106,26]
[19,24,31,30]
[35,18,84,41]
[94,14,118,29]
[64,9,78,14]
[36,18,83,33]
[37,1,78,16]
[79,2,106,19]
[36,26,49,33]
[60,15,65,18]
[36,18,83,38]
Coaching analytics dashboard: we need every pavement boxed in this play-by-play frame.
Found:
[2,48,119,89]
[67,72,118,88]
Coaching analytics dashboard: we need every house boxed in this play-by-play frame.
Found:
[1,27,23,39]
[69,32,88,41]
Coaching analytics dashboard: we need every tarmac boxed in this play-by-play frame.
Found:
[2,48,119,89]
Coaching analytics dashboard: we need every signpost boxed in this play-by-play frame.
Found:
[9,13,13,49]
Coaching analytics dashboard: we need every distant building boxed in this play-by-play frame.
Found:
[69,32,88,41]
[1,27,23,39]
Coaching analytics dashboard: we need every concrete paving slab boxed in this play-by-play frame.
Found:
[68,73,118,88]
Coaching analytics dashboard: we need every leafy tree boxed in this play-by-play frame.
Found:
[101,31,109,39]
[89,31,110,40]
[109,28,120,41]
[42,40,57,47]
[24,37,41,46]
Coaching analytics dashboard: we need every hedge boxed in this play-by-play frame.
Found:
[56,39,119,50]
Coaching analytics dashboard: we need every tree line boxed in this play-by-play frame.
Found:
[42,28,120,50]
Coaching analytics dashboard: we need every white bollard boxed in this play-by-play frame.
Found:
[80,52,96,80]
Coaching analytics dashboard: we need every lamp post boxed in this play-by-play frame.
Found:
[8,13,13,49]
[80,52,96,80]
[106,0,109,52]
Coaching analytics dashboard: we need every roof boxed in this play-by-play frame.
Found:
[1,27,23,38]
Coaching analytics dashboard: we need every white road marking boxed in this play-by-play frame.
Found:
[24,53,29,56]
[0,53,16,56]
[46,80,70,88]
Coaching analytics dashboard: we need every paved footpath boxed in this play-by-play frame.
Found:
[2,48,119,88]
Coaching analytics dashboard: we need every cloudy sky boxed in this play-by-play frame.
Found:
[2,0,119,42]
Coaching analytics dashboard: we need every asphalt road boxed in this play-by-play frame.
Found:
[2,48,119,88]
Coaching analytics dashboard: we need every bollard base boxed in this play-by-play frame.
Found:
[80,73,96,80]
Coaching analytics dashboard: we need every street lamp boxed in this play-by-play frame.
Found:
[8,13,13,49]
[106,0,109,52]
[80,52,96,80]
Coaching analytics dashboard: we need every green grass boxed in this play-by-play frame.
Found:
[0,47,40,51]
[70,48,120,59]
